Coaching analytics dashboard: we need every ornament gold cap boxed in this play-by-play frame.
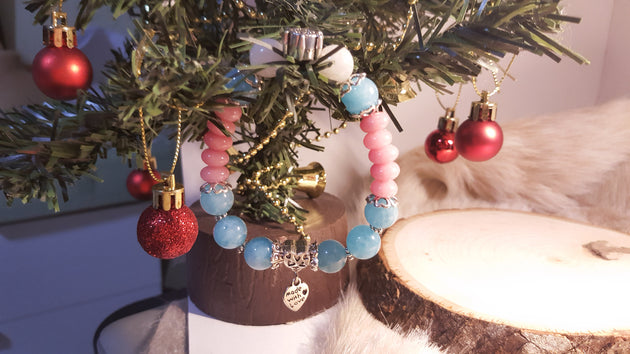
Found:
[152,174,185,211]
[293,162,326,198]
[438,109,458,132]
[42,10,77,48]
[469,91,497,122]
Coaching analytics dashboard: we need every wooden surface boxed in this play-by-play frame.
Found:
[357,209,630,353]
[187,192,349,325]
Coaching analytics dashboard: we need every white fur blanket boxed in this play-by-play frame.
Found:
[103,99,630,353]
[321,98,630,353]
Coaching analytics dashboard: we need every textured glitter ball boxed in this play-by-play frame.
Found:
[137,205,199,259]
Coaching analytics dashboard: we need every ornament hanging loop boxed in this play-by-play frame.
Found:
[139,107,183,184]
[472,54,516,98]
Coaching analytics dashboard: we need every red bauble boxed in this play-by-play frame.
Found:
[126,169,159,200]
[137,205,199,259]
[32,46,93,100]
[455,119,503,161]
[425,129,458,163]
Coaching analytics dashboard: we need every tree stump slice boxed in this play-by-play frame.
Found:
[187,192,349,325]
[357,209,630,353]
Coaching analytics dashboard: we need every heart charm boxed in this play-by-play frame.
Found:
[283,277,309,311]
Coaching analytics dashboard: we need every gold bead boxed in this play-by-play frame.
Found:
[262,138,270,145]
[234,0,244,8]
[315,135,322,142]
[270,131,278,138]
[255,143,264,150]
[366,42,376,51]
[260,185,267,191]
[273,200,281,207]
[245,178,253,184]
[236,158,244,164]
[280,207,289,215]
[265,192,273,199]
[289,215,296,223]
[341,122,348,128]
[281,179,288,186]
[324,132,332,138]
[295,225,305,234]
[333,128,340,134]
[250,150,258,156]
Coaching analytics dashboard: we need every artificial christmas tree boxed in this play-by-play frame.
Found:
[2,0,589,322]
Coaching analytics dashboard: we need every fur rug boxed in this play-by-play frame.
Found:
[102,99,630,353]
[326,98,630,353]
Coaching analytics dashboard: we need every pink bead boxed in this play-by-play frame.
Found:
[370,162,400,181]
[368,145,399,164]
[213,106,242,122]
[201,149,230,167]
[207,121,236,135]
[370,180,398,198]
[363,130,392,150]
[204,131,232,151]
[200,166,230,184]
[360,111,389,133]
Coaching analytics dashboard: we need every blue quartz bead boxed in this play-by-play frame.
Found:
[317,240,347,273]
[213,215,247,249]
[243,237,273,270]
[341,77,379,115]
[200,186,234,216]
[364,201,398,229]
[346,225,381,260]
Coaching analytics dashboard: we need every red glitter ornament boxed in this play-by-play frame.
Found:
[425,110,459,163]
[137,204,198,259]
[137,175,198,259]
[126,169,159,200]
[32,9,92,100]
[455,91,503,162]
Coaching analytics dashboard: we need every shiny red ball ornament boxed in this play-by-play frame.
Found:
[137,176,198,259]
[455,119,503,161]
[32,46,93,100]
[32,9,93,100]
[455,92,503,162]
[126,169,159,200]
[425,111,459,163]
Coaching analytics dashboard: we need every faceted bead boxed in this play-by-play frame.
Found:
[244,237,273,270]
[317,240,347,273]
[370,162,400,181]
[200,186,234,215]
[341,77,379,115]
[346,225,381,260]
[201,149,230,167]
[204,131,233,151]
[213,215,247,249]
[200,166,230,184]
[365,200,399,229]
[370,179,398,198]
[368,145,399,164]
[207,121,236,135]
[363,130,392,150]
[360,111,389,133]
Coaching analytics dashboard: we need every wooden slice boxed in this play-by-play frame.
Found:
[357,209,630,353]
[187,192,349,325]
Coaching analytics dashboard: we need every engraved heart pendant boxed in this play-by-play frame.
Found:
[283,276,309,311]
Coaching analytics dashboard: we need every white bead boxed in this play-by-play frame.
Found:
[318,45,354,83]
[249,38,284,78]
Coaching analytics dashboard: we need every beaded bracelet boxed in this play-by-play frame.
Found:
[199,73,400,311]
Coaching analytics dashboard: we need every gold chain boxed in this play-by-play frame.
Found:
[239,162,309,241]
[435,82,463,112]
[139,107,183,183]
[472,54,516,97]
[235,111,291,165]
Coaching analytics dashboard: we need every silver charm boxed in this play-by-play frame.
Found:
[282,239,310,273]
[283,276,309,311]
